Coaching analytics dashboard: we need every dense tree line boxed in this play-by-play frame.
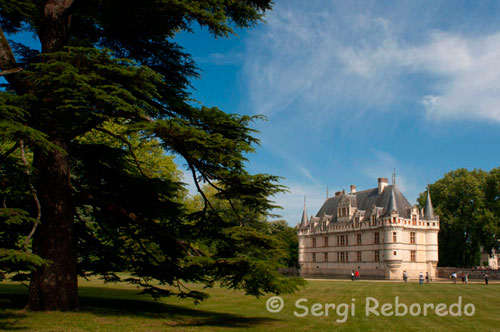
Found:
[418,168,500,267]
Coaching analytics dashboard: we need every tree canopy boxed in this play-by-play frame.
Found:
[0,0,304,311]
[418,168,500,267]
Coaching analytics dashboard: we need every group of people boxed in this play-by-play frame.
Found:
[402,270,430,284]
[450,271,489,285]
[348,269,491,284]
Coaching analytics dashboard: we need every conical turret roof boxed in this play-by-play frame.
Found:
[384,185,398,216]
[424,187,437,220]
[299,196,309,229]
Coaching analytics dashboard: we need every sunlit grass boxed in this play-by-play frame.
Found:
[1,277,499,331]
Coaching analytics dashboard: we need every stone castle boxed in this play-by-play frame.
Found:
[297,177,439,279]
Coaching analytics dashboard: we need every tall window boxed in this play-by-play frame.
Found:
[312,237,316,248]
[392,232,397,243]
[412,214,417,225]
[357,251,362,262]
[371,215,376,226]
[312,253,316,262]
[324,236,329,247]
[374,232,379,244]
[345,252,349,262]
[357,234,362,245]
[374,250,380,262]
[411,250,416,262]
[324,252,328,262]
[410,232,416,244]
[346,235,349,246]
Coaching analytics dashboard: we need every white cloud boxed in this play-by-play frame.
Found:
[243,2,500,125]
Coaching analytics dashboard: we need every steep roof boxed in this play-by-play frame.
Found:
[315,185,412,222]
[424,188,437,220]
[299,198,309,229]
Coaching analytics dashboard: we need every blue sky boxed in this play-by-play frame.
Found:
[5,1,500,225]
[175,0,500,224]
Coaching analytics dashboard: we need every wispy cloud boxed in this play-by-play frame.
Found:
[243,1,500,126]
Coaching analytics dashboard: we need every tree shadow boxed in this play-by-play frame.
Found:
[0,286,278,330]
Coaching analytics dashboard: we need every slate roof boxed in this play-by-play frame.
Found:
[424,188,437,220]
[299,204,309,229]
[314,185,412,223]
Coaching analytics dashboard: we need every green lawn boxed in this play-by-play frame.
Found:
[1,277,499,331]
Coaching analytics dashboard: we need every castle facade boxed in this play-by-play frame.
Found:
[297,178,439,280]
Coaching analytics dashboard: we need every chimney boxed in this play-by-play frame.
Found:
[350,185,356,194]
[335,191,342,197]
[378,178,388,194]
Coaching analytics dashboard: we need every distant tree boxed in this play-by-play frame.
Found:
[268,220,299,269]
[418,168,500,267]
[0,0,304,311]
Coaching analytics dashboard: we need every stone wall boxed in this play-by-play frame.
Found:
[437,267,500,280]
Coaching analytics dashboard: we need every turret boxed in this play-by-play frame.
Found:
[424,186,437,220]
[299,196,309,229]
[385,186,398,216]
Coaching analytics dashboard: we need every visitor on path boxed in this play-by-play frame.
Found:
[461,272,465,284]
[485,273,489,285]
[451,272,457,284]
[419,272,424,285]
[351,270,354,281]
[403,270,408,283]
[355,270,360,281]
[464,273,468,284]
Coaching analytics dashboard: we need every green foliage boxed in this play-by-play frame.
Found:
[0,0,303,304]
[418,168,500,267]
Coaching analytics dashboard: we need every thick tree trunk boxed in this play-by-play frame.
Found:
[28,138,79,311]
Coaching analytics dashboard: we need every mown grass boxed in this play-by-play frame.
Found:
[0,277,498,331]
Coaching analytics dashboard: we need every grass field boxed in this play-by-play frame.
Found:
[1,277,499,331]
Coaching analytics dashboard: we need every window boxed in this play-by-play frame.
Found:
[411,250,416,262]
[410,232,416,244]
[346,235,349,246]
[412,214,417,225]
[324,252,328,262]
[371,215,376,226]
[357,234,362,245]
[312,237,316,248]
[324,236,329,247]
[346,252,349,262]
[393,251,397,256]
[392,217,396,223]
[312,253,316,262]
[374,250,380,262]
[374,232,379,244]
[340,252,344,262]
[392,232,397,243]
[357,251,361,262]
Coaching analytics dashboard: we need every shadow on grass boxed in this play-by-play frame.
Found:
[0,285,278,330]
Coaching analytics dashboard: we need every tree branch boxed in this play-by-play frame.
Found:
[0,142,20,162]
[0,67,22,76]
[94,127,147,178]
[0,25,23,89]
[19,140,41,251]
